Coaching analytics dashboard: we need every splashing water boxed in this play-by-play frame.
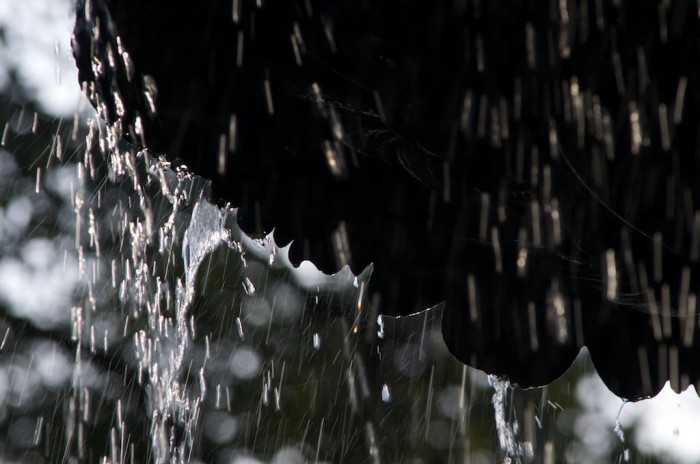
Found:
[3,1,700,463]
[489,375,534,463]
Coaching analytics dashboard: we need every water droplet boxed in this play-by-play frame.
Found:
[381,384,390,403]
[242,277,255,296]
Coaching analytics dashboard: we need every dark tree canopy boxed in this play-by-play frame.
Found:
[73,0,700,400]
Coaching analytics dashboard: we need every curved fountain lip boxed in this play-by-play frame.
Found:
[186,196,374,294]
[72,0,700,401]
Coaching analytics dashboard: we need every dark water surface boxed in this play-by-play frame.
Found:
[73,0,700,401]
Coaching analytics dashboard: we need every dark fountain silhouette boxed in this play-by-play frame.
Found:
[73,0,700,400]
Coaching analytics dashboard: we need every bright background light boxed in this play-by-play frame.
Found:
[0,0,81,117]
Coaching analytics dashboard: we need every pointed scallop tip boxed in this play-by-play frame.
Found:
[221,204,373,291]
